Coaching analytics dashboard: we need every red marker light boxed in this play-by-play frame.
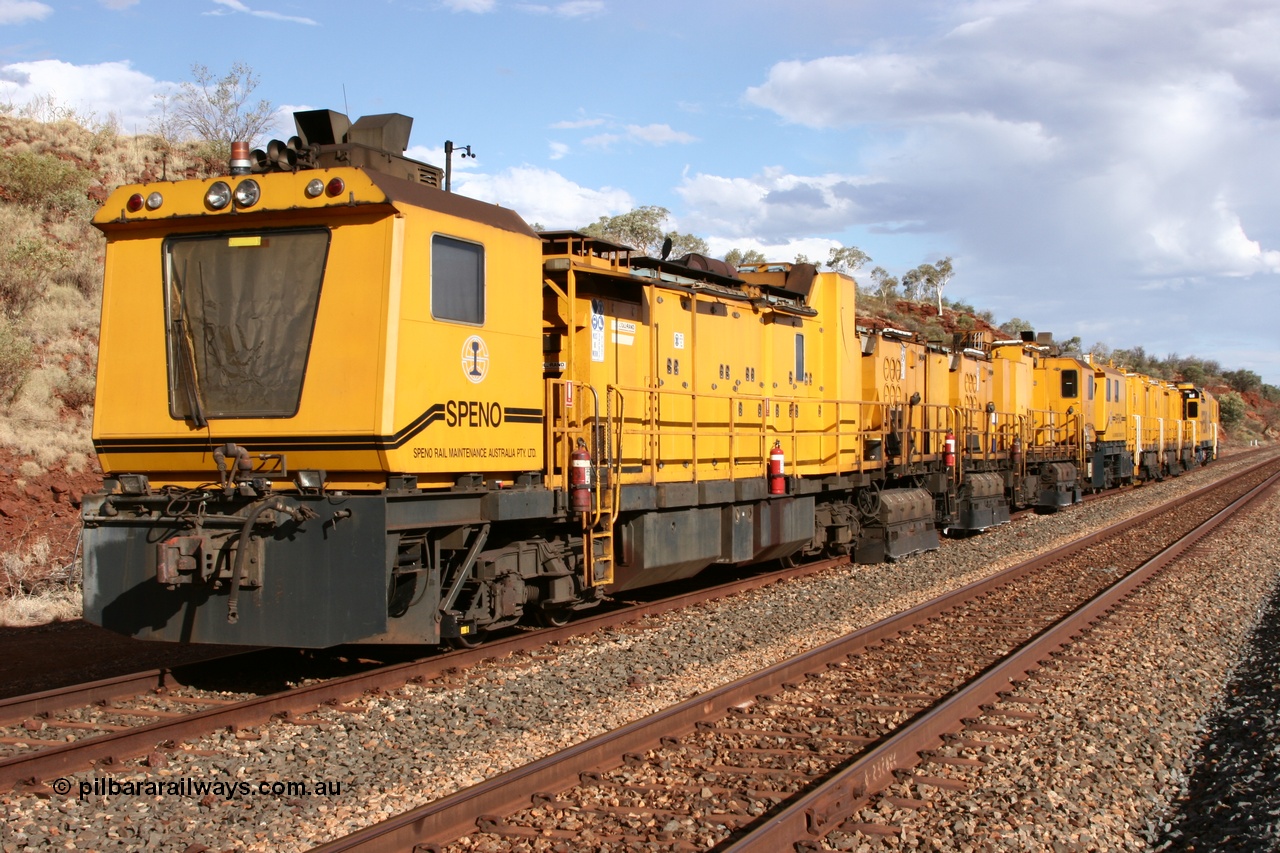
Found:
[325,177,345,197]
[126,193,144,213]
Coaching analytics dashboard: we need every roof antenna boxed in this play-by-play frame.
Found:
[342,84,349,121]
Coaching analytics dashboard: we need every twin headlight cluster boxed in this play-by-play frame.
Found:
[204,179,262,210]
[124,176,348,215]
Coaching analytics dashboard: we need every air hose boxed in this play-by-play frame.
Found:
[227,498,317,624]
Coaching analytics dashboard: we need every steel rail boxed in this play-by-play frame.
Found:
[0,547,845,792]
[0,652,253,728]
[309,456,1280,853]
[726,465,1280,850]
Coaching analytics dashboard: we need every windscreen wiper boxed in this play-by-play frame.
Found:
[170,262,208,429]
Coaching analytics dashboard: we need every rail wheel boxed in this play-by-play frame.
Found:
[447,630,487,650]
[534,608,572,628]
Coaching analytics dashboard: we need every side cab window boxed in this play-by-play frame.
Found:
[432,235,484,324]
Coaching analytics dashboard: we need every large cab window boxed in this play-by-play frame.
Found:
[432,235,484,324]
[165,229,329,421]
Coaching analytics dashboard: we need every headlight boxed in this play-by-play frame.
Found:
[304,178,325,199]
[145,192,164,210]
[234,179,260,208]
[292,469,327,493]
[206,181,231,210]
[117,474,151,495]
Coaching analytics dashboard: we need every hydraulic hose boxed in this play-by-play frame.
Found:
[226,497,317,624]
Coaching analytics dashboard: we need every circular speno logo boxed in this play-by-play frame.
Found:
[462,335,489,383]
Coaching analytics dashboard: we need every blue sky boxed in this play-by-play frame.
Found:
[3,0,1279,383]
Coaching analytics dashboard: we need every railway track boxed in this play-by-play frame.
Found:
[0,544,848,794]
[308,455,1280,852]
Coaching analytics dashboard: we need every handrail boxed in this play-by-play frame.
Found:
[603,381,891,484]
[546,378,1104,496]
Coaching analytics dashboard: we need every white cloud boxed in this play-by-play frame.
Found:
[1144,196,1280,278]
[455,165,632,229]
[209,0,317,24]
[583,123,696,149]
[705,235,845,266]
[556,1,604,16]
[517,1,604,17]
[404,143,459,169]
[743,0,1280,286]
[99,0,139,8]
[548,141,569,160]
[678,167,874,242]
[625,124,696,145]
[0,0,50,24]
[442,0,495,11]
[550,117,604,129]
[582,132,621,148]
[747,53,940,129]
[0,59,164,130]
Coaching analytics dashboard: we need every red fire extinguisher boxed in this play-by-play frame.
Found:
[768,440,786,495]
[570,438,592,513]
[944,430,956,469]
